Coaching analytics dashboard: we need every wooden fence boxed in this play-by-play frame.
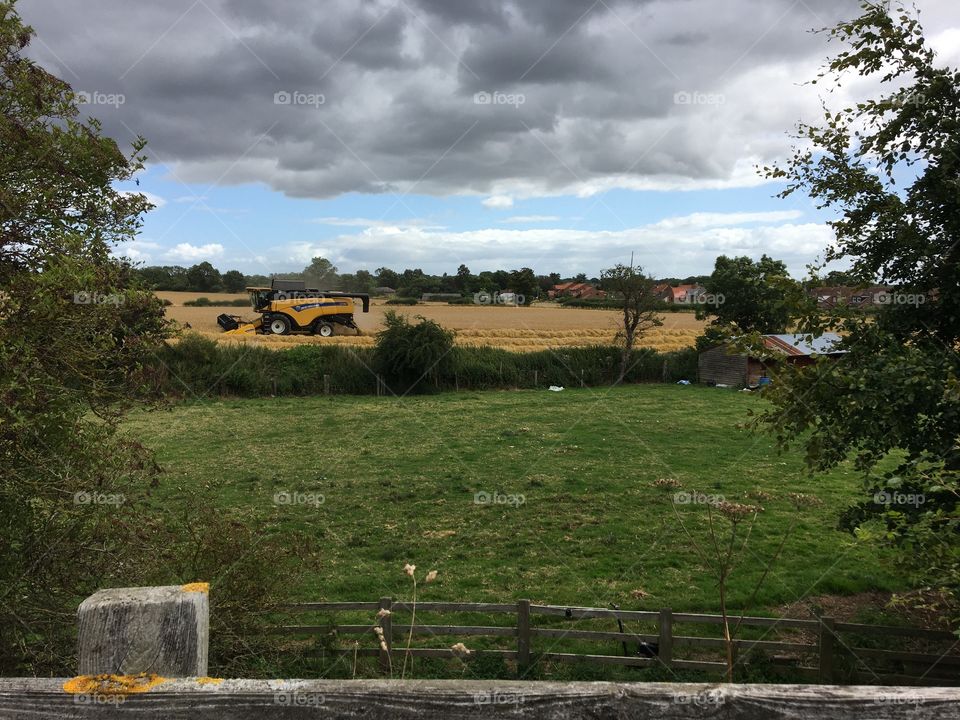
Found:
[280,599,960,686]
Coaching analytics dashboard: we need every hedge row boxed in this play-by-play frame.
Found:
[154,334,699,397]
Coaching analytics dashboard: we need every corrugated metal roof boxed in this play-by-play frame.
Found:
[762,333,844,356]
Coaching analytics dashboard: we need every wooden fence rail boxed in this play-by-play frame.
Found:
[281,599,959,686]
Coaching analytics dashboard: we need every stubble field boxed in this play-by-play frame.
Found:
[157,292,706,353]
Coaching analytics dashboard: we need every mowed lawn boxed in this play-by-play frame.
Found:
[123,385,899,614]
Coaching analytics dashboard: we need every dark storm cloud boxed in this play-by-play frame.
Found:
[22,0,879,199]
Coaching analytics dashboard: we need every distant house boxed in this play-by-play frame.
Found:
[373,286,396,295]
[652,283,674,302]
[548,282,606,300]
[670,284,706,304]
[698,333,845,387]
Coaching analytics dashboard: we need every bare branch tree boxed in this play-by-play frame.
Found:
[601,260,662,384]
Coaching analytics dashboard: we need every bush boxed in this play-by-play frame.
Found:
[372,311,455,394]
[385,297,419,306]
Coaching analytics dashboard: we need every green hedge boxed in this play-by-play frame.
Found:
[384,297,419,306]
[155,334,698,397]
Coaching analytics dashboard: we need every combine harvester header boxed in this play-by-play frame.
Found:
[217,279,370,337]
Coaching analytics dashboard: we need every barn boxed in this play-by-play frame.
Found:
[698,333,844,388]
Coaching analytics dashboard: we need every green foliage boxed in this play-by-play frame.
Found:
[373,311,456,394]
[600,263,663,383]
[701,255,796,333]
[222,269,247,293]
[385,297,419,305]
[0,1,319,675]
[757,2,960,618]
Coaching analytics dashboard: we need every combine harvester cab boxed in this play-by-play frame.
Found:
[218,279,369,337]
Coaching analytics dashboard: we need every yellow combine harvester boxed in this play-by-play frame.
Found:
[217,279,369,336]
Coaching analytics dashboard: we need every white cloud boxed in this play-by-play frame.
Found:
[279,214,834,279]
[482,195,514,209]
[502,215,562,223]
[121,190,166,208]
[165,243,225,262]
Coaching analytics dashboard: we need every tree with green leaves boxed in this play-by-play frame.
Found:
[600,261,662,384]
[758,2,960,618]
[700,255,796,334]
[0,1,318,674]
[186,261,222,292]
[222,269,247,292]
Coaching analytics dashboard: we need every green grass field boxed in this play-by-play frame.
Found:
[125,384,899,616]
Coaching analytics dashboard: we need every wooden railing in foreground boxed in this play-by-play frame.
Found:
[6,585,958,719]
[280,599,960,686]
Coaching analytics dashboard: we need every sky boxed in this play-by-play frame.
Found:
[21,0,960,279]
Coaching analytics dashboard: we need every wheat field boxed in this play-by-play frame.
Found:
[158,292,705,352]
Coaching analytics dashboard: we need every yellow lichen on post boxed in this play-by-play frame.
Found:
[180,582,209,593]
[196,676,224,685]
[63,673,166,697]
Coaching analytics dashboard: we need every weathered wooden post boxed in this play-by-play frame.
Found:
[658,608,673,668]
[517,599,531,669]
[323,373,331,395]
[818,616,836,684]
[77,584,210,677]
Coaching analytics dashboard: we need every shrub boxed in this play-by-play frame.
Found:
[373,311,455,394]
[385,297,419,306]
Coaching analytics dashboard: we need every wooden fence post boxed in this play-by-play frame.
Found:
[77,584,209,677]
[323,374,330,395]
[533,369,538,388]
[517,599,531,670]
[658,608,673,669]
[378,596,393,672]
[819,616,835,683]
[580,369,585,387]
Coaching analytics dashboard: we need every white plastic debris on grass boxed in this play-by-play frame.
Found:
[676,380,691,385]
[548,385,564,392]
